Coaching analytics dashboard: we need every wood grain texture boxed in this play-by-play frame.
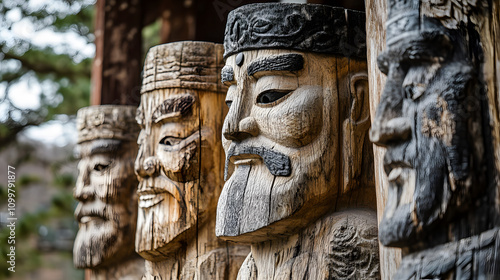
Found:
[89,256,145,280]
[135,41,249,279]
[370,0,500,279]
[365,0,402,279]
[392,227,500,279]
[73,105,144,279]
[90,0,142,106]
[236,210,380,280]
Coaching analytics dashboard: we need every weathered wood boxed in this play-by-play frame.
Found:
[216,3,380,279]
[370,0,500,278]
[238,210,380,280]
[365,0,402,278]
[91,0,142,106]
[73,105,144,279]
[135,41,249,279]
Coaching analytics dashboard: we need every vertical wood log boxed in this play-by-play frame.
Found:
[143,0,280,45]
[91,0,142,106]
[215,4,381,279]
[134,41,250,279]
[73,105,144,280]
[365,1,402,279]
[370,0,500,278]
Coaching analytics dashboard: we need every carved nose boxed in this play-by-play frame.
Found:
[143,156,160,177]
[135,154,160,178]
[74,169,93,202]
[370,117,411,147]
[223,116,259,141]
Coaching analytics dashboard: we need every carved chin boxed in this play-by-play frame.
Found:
[216,160,304,238]
[135,195,189,260]
[73,221,121,268]
[379,165,447,247]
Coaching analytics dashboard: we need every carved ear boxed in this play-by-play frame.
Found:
[350,72,369,123]
[342,72,370,194]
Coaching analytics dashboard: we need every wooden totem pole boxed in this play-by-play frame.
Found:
[135,41,250,279]
[215,3,380,279]
[73,105,144,279]
[370,0,500,278]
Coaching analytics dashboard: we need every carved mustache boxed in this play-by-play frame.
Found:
[225,144,292,180]
[75,203,109,223]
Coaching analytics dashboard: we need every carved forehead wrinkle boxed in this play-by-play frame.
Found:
[77,139,122,158]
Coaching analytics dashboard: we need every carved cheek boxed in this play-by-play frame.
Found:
[157,141,199,182]
[256,86,323,147]
[109,162,135,201]
[87,170,109,200]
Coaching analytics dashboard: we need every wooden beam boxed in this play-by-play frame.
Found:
[90,0,143,106]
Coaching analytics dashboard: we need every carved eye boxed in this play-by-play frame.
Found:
[403,85,425,100]
[256,90,291,105]
[225,100,233,109]
[94,163,110,172]
[159,136,182,146]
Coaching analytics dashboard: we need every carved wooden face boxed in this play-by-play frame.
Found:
[135,89,223,259]
[371,22,477,247]
[216,50,342,239]
[73,139,138,268]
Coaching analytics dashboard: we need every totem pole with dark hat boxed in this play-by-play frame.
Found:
[370,0,500,278]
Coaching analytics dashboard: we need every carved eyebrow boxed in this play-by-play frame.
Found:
[247,54,304,77]
[221,65,234,84]
[152,95,195,123]
[89,139,121,155]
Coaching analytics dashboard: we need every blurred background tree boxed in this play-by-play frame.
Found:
[0,0,94,148]
[0,0,95,279]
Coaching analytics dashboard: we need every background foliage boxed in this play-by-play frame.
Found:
[0,0,95,278]
[0,0,94,148]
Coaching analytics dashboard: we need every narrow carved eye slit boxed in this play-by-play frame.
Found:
[404,85,425,100]
[225,100,233,109]
[160,136,182,146]
[256,90,291,105]
[404,86,413,99]
[94,163,110,172]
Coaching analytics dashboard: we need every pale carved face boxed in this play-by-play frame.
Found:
[216,50,341,239]
[370,22,478,248]
[135,89,220,259]
[73,139,137,268]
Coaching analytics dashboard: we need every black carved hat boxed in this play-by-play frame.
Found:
[377,0,454,74]
[385,0,450,47]
[223,3,366,59]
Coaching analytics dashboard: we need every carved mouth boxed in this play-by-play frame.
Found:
[138,193,165,209]
[79,216,104,224]
[76,208,106,224]
[230,154,262,166]
[225,143,291,180]
[137,176,183,206]
[384,164,416,219]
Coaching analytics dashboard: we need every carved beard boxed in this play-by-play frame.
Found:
[135,181,193,260]
[379,62,473,248]
[216,108,336,239]
[73,202,134,268]
[135,133,204,260]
